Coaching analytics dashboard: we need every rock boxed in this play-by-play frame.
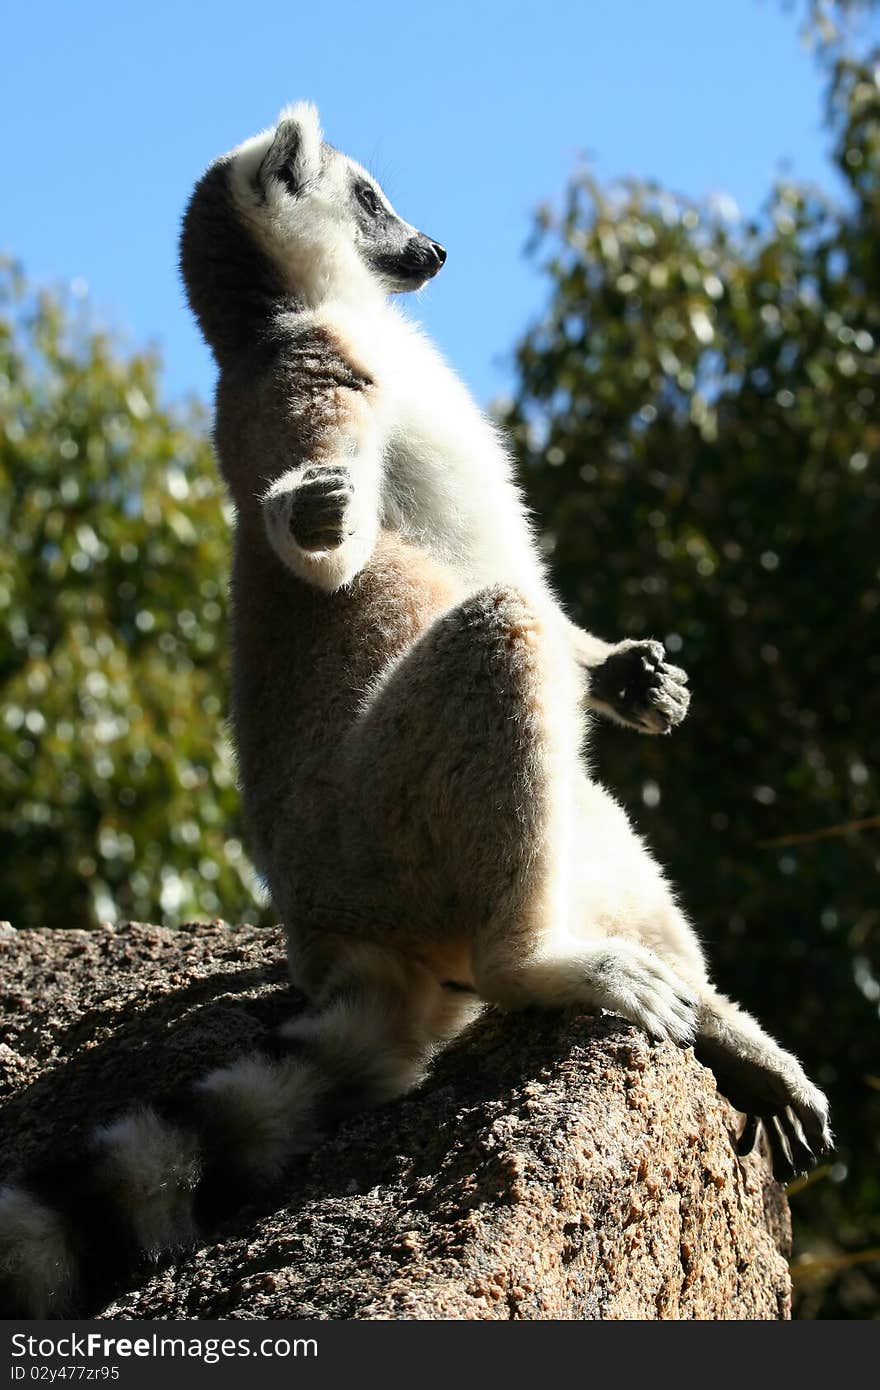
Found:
[0,923,791,1319]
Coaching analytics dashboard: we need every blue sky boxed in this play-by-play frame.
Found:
[3,1,876,408]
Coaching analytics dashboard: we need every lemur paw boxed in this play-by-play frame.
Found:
[288,464,355,552]
[737,1076,832,1183]
[589,639,690,735]
[695,1030,833,1182]
[592,939,698,1045]
[734,1061,828,1184]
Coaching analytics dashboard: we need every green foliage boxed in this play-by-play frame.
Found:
[501,54,880,1317]
[0,264,264,929]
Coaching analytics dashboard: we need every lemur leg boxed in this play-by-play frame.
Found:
[337,571,829,1179]
[340,582,697,1045]
[692,987,832,1180]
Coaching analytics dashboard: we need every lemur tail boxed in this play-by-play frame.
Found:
[0,970,468,1317]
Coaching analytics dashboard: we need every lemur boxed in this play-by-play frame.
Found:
[0,103,831,1317]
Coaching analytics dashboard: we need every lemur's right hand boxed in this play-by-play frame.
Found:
[588,639,690,735]
[288,464,356,552]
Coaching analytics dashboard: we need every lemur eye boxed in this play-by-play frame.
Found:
[356,183,381,216]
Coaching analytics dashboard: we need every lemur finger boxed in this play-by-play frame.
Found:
[764,1114,798,1183]
[654,669,690,697]
[656,672,690,700]
[301,463,352,484]
[636,984,697,1044]
[646,697,688,733]
[634,952,698,1004]
[737,1113,761,1156]
[604,974,695,1045]
[791,1089,833,1156]
[642,1017,686,1045]
[652,994,698,1042]
[663,663,689,684]
[296,526,352,552]
[651,687,689,720]
[658,703,689,729]
[297,481,354,503]
[632,1003,695,1047]
[291,479,356,551]
[777,1107,816,1174]
[634,709,670,735]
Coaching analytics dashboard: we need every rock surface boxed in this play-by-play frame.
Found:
[0,922,791,1319]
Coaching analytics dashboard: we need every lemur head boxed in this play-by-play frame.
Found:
[240,102,446,301]
[181,103,445,359]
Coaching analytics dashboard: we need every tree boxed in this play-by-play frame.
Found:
[0,264,263,930]
[500,54,880,1317]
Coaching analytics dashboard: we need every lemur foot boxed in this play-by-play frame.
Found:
[590,939,698,1045]
[695,1024,833,1182]
[589,639,690,735]
[288,464,355,552]
[739,1078,832,1184]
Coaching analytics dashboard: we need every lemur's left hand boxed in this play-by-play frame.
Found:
[588,639,690,735]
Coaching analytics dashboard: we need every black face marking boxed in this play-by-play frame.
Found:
[356,181,381,217]
[370,234,446,288]
[348,170,440,289]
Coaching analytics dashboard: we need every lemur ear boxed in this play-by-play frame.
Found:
[259,101,323,195]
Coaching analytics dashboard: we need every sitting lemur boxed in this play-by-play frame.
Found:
[0,103,831,1316]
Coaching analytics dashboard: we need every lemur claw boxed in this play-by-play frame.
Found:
[699,1034,832,1182]
[737,1113,761,1156]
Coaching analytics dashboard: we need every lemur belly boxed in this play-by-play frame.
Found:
[318,300,542,595]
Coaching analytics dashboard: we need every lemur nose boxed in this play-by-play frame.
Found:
[431,242,447,266]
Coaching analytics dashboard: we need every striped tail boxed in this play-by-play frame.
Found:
[0,969,474,1316]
